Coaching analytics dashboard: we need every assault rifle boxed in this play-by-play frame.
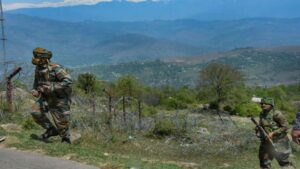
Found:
[251,116,277,151]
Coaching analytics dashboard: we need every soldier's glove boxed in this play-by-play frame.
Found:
[38,82,64,92]
[37,85,53,95]
[31,89,40,98]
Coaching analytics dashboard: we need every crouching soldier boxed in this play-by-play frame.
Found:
[255,98,294,169]
[30,47,73,144]
[292,109,300,144]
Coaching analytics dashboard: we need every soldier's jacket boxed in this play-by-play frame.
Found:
[293,111,300,130]
[259,110,289,142]
[33,62,72,106]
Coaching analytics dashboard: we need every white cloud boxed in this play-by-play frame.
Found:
[3,0,156,11]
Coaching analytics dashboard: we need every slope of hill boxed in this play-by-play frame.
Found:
[5,14,204,65]
[5,14,300,66]
[73,46,300,87]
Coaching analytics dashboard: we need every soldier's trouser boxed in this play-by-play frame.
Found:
[31,98,71,139]
[259,139,293,169]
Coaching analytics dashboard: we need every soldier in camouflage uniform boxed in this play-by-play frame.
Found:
[292,108,300,144]
[30,47,73,144]
[256,98,294,169]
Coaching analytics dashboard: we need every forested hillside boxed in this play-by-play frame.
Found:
[73,46,300,87]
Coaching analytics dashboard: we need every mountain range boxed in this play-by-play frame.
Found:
[7,0,300,22]
[4,14,300,66]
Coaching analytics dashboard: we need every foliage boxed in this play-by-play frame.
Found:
[12,80,28,90]
[151,117,187,138]
[0,96,9,114]
[232,102,261,117]
[22,117,39,130]
[251,85,297,122]
[163,97,187,110]
[198,63,244,108]
[143,105,158,117]
[115,75,142,98]
[76,73,102,95]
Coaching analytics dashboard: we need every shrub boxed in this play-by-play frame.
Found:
[161,97,187,110]
[152,118,186,138]
[22,118,39,130]
[232,102,261,117]
[223,105,233,112]
[209,101,219,110]
[143,106,158,117]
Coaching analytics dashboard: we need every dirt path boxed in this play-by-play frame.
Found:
[0,148,100,169]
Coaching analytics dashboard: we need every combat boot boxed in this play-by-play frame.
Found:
[61,137,71,144]
[42,127,59,139]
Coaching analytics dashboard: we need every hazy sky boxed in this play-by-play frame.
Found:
[3,0,154,10]
[3,0,144,11]
[3,0,300,14]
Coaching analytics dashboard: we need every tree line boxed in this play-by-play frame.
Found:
[73,63,300,122]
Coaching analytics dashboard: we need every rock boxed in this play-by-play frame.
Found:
[128,135,134,140]
[130,167,137,169]
[203,104,210,110]
[62,153,76,160]
[70,131,81,144]
[0,123,22,133]
[164,137,175,144]
[0,136,6,142]
[197,127,210,135]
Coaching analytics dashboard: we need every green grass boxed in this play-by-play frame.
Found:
[1,126,299,169]
[1,108,300,169]
[3,129,182,169]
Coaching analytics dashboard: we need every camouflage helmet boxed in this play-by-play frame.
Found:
[33,47,52,59]
[32,47,52,65]
[261,98,274,107]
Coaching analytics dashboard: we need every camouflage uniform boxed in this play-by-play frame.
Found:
[31,48,72,143]
[292,111,300,130]
[258,109,293,169]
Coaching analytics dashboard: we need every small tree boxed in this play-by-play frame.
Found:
[76,73,101,132]
[103,82,116,128]
[116,75,140,125]
[76,73,97,94]
[198,63,244,108]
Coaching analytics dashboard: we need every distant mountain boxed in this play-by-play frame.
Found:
[7,0,300,22]
[4,14,300,66]
[4,14,204,65]
[74,46,300,87]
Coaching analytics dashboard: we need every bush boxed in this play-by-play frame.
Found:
[232,102,261,117]
[0,98,9,113]
[161,97,187,110]
[22,118,39,130]
[223,105,233,112]
[151,118,186,138]
[209,101,219,110]
[143,106,158,117]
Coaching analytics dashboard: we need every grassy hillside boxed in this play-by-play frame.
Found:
[0,87,300,169]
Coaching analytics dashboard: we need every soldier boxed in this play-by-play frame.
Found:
[255,98,294,169]
[292,110,300,144]
[30,47,72,144]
